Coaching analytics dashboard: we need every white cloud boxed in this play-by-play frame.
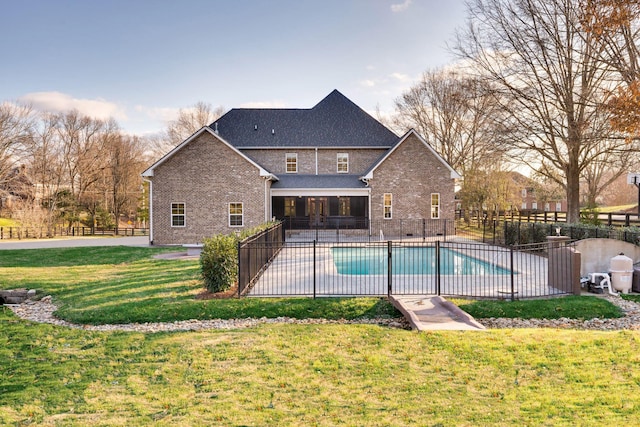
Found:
[135,105,180,123]
[240,100,287,108]
[19,91,127,120]
[390,72,412,82]
[360,79,378,88]
[390,0,412,13]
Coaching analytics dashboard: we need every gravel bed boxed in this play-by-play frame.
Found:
[478,294,640,330]
[3,296,410,332]
[5,294,640,332]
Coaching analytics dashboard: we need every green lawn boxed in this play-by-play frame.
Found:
[2,308,640,426]
[2,246,640,425]
[0,246,398,324]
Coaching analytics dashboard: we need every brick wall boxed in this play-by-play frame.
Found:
[149,132,268,245]
[243,148,387,175]
[367,133,455,223]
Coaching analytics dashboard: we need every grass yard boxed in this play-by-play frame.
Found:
[2,245,640,425]
[0,246,398,324]
[2,308,640,426]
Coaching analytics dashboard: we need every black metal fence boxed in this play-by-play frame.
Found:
[238,239,578,299]
[238,223,285,296]
[283,218,456,243]
[463,220,640,247]
[0,226,149,240]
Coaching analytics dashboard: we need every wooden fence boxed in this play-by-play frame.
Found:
[0,226,149,240]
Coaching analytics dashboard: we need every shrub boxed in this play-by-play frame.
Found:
[201,234,238,293]
[200,221,280,293]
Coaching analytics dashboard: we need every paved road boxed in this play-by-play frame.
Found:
[0,236,151,250]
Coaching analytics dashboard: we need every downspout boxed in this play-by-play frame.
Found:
[264,177,270,222]
[142,178,153,245]
[315,147,318,175]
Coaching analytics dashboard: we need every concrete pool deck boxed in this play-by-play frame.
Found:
[248,241,567,298]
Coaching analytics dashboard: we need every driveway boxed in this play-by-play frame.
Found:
[0,236,151,250]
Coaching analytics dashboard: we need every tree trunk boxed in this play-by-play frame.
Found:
[566,166,581,224]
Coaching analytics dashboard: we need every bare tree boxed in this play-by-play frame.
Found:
[147,101,225,157]
[105,134,146,228]
[393,68,512,217]
[24,112,65,233]
[394,69,508,174]
[0,102,33,198]
[455,0,638,223]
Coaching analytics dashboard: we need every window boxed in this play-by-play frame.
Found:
[171,203,185,227]
[229,202,243,227]
[284,197,296,217]
[383,193,392,219]
[430,193,440,219]
[556,202,562,211]
[521,202,527,210]
[338,197,350,216]
[286,153,297,173]
[544,203,550,211]
[337,153,349,173]
[521,189,527,198]
[532,201,538,210]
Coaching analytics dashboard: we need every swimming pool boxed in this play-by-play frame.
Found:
[331,246,512,275]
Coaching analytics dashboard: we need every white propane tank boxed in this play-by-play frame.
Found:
[610,253,633,293]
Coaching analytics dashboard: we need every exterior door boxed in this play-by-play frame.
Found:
[309,197,327,227]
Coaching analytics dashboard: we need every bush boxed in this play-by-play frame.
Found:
[200,234,238,293]
[200,221,280,293]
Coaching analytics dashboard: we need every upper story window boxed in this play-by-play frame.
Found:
[286,153,297,173]
[556,202,562,211]
[521,189,527,198]
[430,193,440,219]
[337,153,349,173]
[171,202,185,227]
[383,193,392,219]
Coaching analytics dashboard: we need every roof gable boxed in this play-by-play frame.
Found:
[141,127,277,179]
[212,90,398,148]
[361,129,461,180]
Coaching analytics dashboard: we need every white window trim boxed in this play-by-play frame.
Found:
[286,153,297,173]
[337,153,349,173]
[383,193,392,219]
[430,193,440,219]
[171,202,186,228]
[229,202,244,227]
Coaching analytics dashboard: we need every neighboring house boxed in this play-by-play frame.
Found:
[520,187,567,212]
[142,90,460,245]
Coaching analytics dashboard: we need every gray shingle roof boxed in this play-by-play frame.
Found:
[271,174,367,189]
[211,90,398,148]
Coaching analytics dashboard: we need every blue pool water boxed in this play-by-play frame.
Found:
[331,246,512,275]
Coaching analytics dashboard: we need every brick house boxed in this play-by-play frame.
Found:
[142,90,460,245]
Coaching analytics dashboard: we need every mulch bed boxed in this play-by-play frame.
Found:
[195,283,239,300]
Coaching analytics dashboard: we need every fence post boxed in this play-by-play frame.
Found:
[387,240,392,297]
[313,240,317,299]
[237,240,243,296]
[510,247,515,301]
[435,240,441,296]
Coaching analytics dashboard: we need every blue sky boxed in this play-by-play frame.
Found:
[0,0,468,135]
